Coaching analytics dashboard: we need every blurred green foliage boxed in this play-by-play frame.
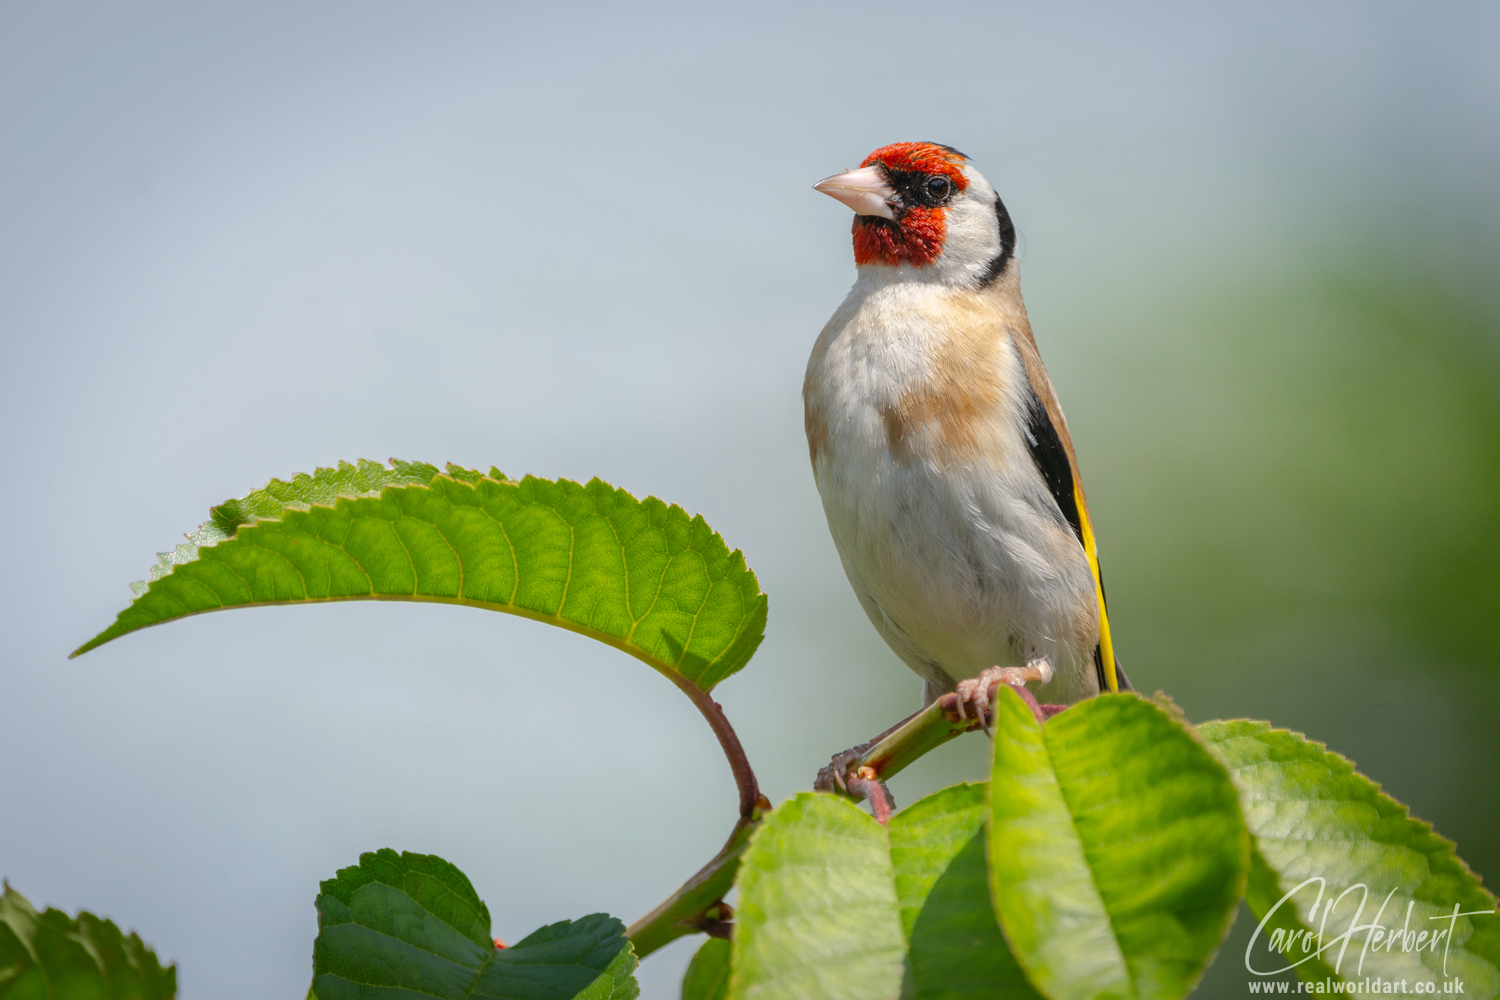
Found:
[1076,231,1500,998]
[1100,240,1500,666]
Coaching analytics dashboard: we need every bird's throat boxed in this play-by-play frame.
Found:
[853,209,947,268]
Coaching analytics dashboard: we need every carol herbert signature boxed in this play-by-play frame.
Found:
[1245,875,1497,986]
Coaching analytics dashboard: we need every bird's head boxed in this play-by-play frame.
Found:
[814,142,1015,288]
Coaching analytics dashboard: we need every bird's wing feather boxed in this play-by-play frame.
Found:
[1007,324,1126,694]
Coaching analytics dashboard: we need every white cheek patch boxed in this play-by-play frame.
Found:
[930,183,1004,286]
[947,203,999,258]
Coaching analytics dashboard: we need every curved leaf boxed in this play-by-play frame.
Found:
[0,883,176,999]
[682,938,731,1000]
[75,461,767,692]
[986,690,1248,1000]
[729,793,904,1000]
[1199,720,1500,998]
[730,785,1044,1000]
[890,782,1041,1000]
[312,849,638,1000]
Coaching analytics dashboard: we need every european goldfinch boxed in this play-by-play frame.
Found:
[805,142,1130,738]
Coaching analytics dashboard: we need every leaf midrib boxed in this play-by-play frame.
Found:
[1037,711,1135,1000]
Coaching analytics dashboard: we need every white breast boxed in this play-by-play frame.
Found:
[804,270,1100,704]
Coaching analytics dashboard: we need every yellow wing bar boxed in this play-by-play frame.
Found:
[1073,482,1118,693]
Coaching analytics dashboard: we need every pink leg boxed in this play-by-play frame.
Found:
[950,663,1052,728]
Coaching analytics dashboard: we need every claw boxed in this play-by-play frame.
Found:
[816,747,896,822]
[954,664,1053,729]
[815,743,869,794]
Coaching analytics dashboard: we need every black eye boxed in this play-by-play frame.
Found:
[925,176,951,202]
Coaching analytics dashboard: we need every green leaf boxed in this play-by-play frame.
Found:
[729,793,905,1000]
[1199,720,1500,998]
[0,883,176,999]
[890,782,1042,1000]
[485,918,639,1000]
[682,938,731,1000]
[987,690,1249,1000]
[312,849,638,1000]
[729,786,1041,1000]
[75,461,767,692]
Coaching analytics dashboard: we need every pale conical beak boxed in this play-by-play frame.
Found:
[813,165,896,220]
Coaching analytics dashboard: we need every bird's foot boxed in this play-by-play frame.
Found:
[813,744,870,794]
[951,664,1050,729]
[815,741,897,824]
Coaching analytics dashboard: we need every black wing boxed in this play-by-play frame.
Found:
[1023,389,1084,545]
[1022,387,1131,693]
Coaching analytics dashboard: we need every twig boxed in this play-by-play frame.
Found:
[626,678,765,958]
[833,681,1052,803]
[626,799,768,959]
[833,696,979,797]
[671,677,759,818]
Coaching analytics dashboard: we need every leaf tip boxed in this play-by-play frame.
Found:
[69,631,111,658]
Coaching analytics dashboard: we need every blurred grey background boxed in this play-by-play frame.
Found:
[2,2,1497,997]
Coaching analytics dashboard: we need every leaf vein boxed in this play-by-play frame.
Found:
[249,537,312,598]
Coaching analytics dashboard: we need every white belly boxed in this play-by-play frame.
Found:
[805,276,1100,704]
